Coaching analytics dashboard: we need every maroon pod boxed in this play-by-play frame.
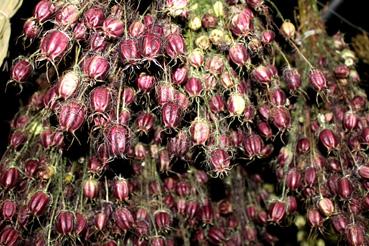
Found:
[120,39,140,64]
[28,191,50,216]
[165,33,186,58]
[307,209,322,227]
[162,102,181,129]
[141,33,161,59]
[229,43,249,66]
[252,65,274,85]
[209,149,231,176]
[283,68,302,91]
[105,124,128,157]
[82,55,110,80]
[172,66,188,85]
[243,133,264,158]
[113,207,134,231]
[40,30,70,60]
[337,177,352,199]
[136,112,155,133]
[345,224,365,246]
[207,227,226,245]
[190,118,211,145]
[137,73,156,92]
[268,201,286,223]
[0,227,19,246]
[112,178,129,201]
[58,101,86,133]
[185,77,203,97]
[317,198,334,217]
[23,18,40,39]
[55,4,79,26]
[55,211,74,235]
[84,7,105,29]
[33,0,55,22]
[319,128,338,151]
[11,59,32,83]
[154,210,172,231]
[90,86,110,113]
[230,8,254,36]
[83,178,99,199]
[0,167,20,189]
[2,200,17,220]
[103,17,124,38]
[309,69,327,91]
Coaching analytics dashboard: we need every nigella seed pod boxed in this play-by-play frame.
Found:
[345,224,365,246]
[113,178,129,201]
[0,227,19,246]
[84,7,105,29]
[58,101,86,133]
[190,118,211,145]
[82,55,110,80]
[358,166,369,179]
[95,211,109,231]
[271,107,291,130]
[307,209,322,227]
[252,65,274,85]
[304,167,317,186]
[11,59,32,83]
[243,133,264,158]
[73,22,87,41]
[75,212,87,235]
[280,21,296,39]
[270,88,286,106]
[297,137,310,154]
[83,178,99,199]
[334,64,350,79]
[257,121,273,139]
[319,129,338,151]
[337,177,352,199]
[309,69,327,91]
[162,102,181,128]
[185,77,203,96]
[166,33,186,58]
[90,86,110,113]
[23,18,40,39]
[89,32,107,52]
[10,131,27,149]
[176,181,191,197]
[40,30,70,60]
[137,73,156,92]
[205,55,224,75]
[0,167,20,189]
[332,214,348,233]
[207,227,226,245]
[28,191,50,216]
[102,17,124,38]
[156,83,176,106]
[283,67,302,91]
[33,0,55,22]
[261,30,275,44]
[57,70,79,99]
[318,198,334,216]
[168,131,190,156]
[230,8,254,36]
[343,111,358,130]
[209,95,225,113]
[141,33,161,59]
[114,207,134,231]
[120,39,140,64]
[172,66,188,85]
[105,124,128,157]
[154,210,172,231]
[286,169,301,191]
[188,48,204,68]
[136,112,155,133]
[55,211,74,235]
[55,4,79,26]
[229,43,249,66]
[209,149,231,176]
[174,90,190,111]
[268,201,286,223]
[2,200,17,220]
[202,13,218,28]
[128,20,145,37]
[227,93,246,116]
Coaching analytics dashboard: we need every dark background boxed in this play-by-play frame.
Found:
[0,1,368,245]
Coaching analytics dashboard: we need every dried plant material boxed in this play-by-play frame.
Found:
[352,33,369,64]
[0,0,23,68]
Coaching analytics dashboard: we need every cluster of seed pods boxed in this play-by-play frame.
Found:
[2,0,369,245]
